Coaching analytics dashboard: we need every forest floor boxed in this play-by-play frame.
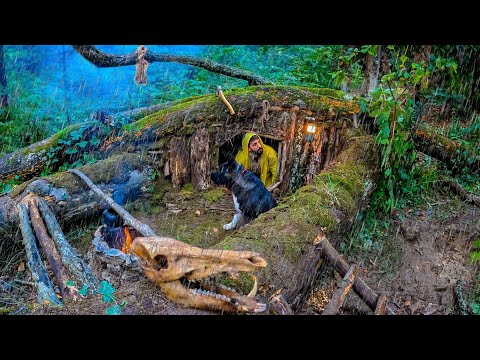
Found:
[303,189,480,315]
[2,179,479,316]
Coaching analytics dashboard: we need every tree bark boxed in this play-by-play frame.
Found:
[315,236,395,315]
[0,45,7,108]
[169,137,191,187]
[374,294,388,315]
[37,198,100,291]
[68,168,156,237]
[267,294,294,315]
[322,264,358,315]
[29,197,73,300]
[73,45,270,86]
[17,203,63,306]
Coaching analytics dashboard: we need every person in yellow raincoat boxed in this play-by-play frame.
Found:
[235,133,278,187]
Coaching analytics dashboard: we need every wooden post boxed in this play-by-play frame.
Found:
[169,137,190,187]
[190,128,210,191]
[374,294,388,315]
[322,264,358,315]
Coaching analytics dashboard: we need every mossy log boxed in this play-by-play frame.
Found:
[414,127,480,175]
[0,153,152,243]
[0,86,360,186]
[215,130,380,313]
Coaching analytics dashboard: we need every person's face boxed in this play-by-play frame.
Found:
[249,138,262,153]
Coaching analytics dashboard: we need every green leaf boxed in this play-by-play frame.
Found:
[120,301,128,307]
[385,168,392,177]
[65,147,78,154]
[65,280,74,286]
[78,284,89,297]
[106,305,122,315]
[78,141,88,148]
[471,303,480,314]
[102,294,115,303]
[98,280,116,296]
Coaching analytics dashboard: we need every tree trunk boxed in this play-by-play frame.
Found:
[0,152,152,243]
[0,45,7,108]
[414,128,480,175]
[73,45,270,86]
[361,46,382,95]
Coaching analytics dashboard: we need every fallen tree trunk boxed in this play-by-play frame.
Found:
[216,131,381,313]
[73,45,270,86]
[29,197,73,300]
[37,198,100,291]
[414,127,480,175]
[0,86,359,185]
[17,203,63,306]
[0,152,151,243]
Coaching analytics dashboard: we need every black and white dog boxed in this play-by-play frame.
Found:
[211,158,277,230]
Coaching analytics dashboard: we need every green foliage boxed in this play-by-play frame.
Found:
[0,175,21,194]
[74,280,127,315]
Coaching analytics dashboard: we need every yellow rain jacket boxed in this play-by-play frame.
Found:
[235,133,278,187]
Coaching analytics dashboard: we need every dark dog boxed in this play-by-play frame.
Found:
[211,158,277,230]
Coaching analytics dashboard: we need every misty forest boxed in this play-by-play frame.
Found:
[0,45,479,315]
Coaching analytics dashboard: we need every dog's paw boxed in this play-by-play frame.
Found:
[223,223,234,231]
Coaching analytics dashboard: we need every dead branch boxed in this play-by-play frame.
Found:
[29,197,74,301]
[266,181,282,192]
[73,45,270,86]
[17,203,63,306]
[68,168,156,236]
[37,198,99,291]
[315,235,395,315]
[322,264,358,315]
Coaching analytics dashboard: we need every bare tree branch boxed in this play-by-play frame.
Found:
[72,45,270,86]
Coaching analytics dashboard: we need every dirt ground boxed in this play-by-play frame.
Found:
[2,182,479,316]
[303,191,480,315]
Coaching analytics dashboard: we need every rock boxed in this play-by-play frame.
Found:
[400,220,420,241]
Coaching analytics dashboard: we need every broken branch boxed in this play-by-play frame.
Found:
[68,169,156,236]
[17,203,63,306]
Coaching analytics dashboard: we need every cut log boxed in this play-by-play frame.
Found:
[37,198,100,291]
[17,203,63,306]
[268,294,294,315]
[374,294,388,315]
[29,197,74,301]
[315,236,395,315]
[322,264,358,315]
[68,169,156,237]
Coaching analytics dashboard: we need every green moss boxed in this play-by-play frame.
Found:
[179,183,195,200]
[203,187,228,205]
[216,272,255,295]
